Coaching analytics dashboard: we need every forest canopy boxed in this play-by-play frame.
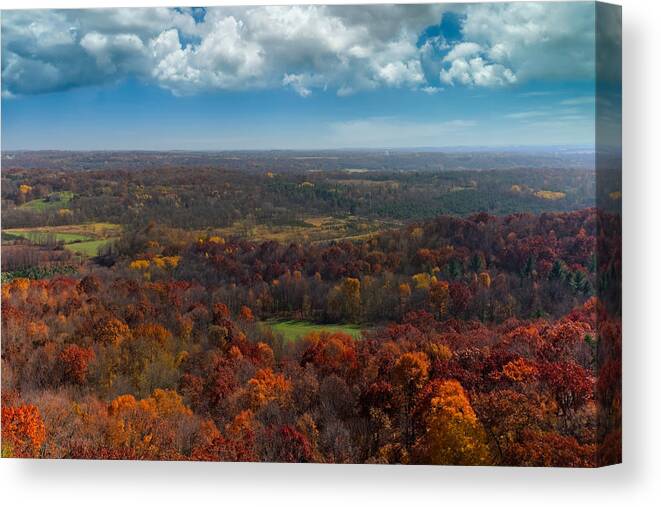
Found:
[1,152,621,466]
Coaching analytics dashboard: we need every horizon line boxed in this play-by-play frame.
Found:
[1,143,599,154]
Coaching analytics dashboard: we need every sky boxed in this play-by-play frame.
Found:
[0,3,621,150]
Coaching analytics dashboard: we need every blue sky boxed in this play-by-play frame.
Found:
[0,3,619,150]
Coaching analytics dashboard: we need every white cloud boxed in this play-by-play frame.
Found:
[149,16,265,94]
[437,3,594,88]
[2,5,448,96]
[1,3,597,97]
[80,32,146,74]
[443,42,482,62]
[440,57,516,87]
[376,60,425,87]
[421,86,443,95]
[282,73,315,97]
[1,8,192,94]
[459,2,595,82]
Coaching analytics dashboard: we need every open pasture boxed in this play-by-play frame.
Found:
[264,320,364,342]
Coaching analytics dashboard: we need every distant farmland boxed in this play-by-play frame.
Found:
[3,223,120,257]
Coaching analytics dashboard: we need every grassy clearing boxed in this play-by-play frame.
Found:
[303,216,333,227]
[64,239,112,256]
[214,216,401,244]
[5,223,120,240]
[264,320,363,342]
[20,191,74,211]
[7,231,91,243]
[4,222,120,257]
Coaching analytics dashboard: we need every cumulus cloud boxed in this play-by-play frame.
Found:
[438,2,595,87]
[440,56,517,87]
[443,42,482,62]
[458,2,595,82]
[1,8,192,94]
[1,5,445,96]
[80,32,147,74]
[1,3,596,97]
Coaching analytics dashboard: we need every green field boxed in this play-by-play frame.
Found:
[4,223,119,258]
[264,320,363,342]
[20,191,74,211]
[8,230,91,243]
[64,239,112,256]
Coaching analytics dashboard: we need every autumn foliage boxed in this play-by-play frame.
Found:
[2,404,46,457]
[0,209,620,465]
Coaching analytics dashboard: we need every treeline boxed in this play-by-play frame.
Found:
[1,166,608,230]
[1,149,598,173]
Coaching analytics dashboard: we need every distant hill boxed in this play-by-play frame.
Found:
[0,148,602,173]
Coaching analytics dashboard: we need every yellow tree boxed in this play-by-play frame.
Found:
[106,389,195,460]
[414,380,492,465]
[479,271,492,289]
[245,368,292,411]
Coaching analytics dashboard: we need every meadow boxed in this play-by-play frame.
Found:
[264,320,364,342]
[3,223,120,258]
[19,190,74,211]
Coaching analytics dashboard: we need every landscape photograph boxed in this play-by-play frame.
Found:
[1,2,621,466]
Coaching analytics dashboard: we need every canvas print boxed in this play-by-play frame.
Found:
[0,2,621,466]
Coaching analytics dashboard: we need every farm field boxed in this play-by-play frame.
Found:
[264,320,364,342]
[64,239,112,256]
[4,230,90,243]
[214,215,402,244]
[19,190,74,211]
[3,222,120,257]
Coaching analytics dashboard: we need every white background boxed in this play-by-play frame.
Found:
[0,0,659,505]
